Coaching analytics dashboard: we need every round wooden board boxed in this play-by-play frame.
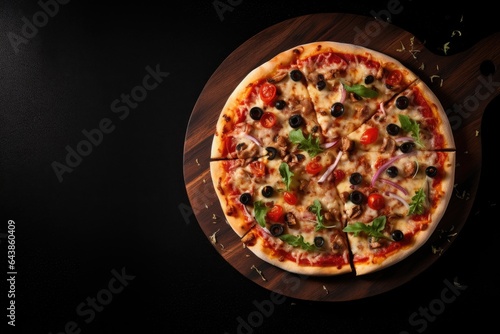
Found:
[183,13,500,301]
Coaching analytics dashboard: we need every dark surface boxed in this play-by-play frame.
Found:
[1,1,499,333]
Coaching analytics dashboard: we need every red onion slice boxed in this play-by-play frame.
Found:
[378,178,409,195]
[395,136,415,142]
[320,139,339,149]
[243,134,262,146]
[379,102,386,116]
[371,152,414,187]
[339,84,346,104]
[385,191,410,210]
[318,151,343,183]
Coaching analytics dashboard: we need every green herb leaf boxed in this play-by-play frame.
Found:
[343,83,379,98]
[289,129,323,157]
[408,188,426,215]
[279,234,316,251]
[279,162,294,191]
[342,216,390,240]
[309,199,334,231]
[398,114,424,148]
[253,201,268,227]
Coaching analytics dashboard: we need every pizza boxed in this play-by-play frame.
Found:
[209,41,455,276]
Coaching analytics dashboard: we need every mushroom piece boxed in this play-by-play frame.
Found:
[284,212,297,227]
[341,137,355,152]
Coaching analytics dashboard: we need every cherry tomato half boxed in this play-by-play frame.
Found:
[284,191,298,205]
[259,82,277,104]
[306,160,323,175]
[267,204,284,222]
[260,112,277,128]
[367,193,385,210]
[386,70,403,87]
[360,127,379,145]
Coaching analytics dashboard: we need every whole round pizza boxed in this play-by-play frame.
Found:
[209,41,455,276]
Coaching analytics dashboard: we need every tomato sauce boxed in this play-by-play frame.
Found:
[412,86,445,147]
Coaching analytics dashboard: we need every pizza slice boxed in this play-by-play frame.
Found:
[347,80,456,153]
[334,150,456,275]
[294,41,419,143]
[238,149,353,276]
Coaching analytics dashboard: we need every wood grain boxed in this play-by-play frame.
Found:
[183,13,500,301]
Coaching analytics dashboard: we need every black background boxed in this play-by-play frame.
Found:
[1,1,499,333]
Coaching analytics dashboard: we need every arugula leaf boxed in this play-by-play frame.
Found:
[279,162,294,191]
[342,216,390,240]
[279,234,316,251]
[398,114,424,148]
[343,83,379,98]
[309,199,324,231]
[289,129,323,157]
[309,199,335,231]
[408,188,426,215]
[253,201,268,227]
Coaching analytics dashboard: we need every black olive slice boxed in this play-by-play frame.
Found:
[270,224,285,237]
[349,172,363,185]
[314,236,325,248]
[275,100,286,110]
[395,96,410,109]
[290,69,303,81]
[289,114,303,128]
[399,142,415,153]
[295,153,305,161]
[331,102,344,117]
[391,230,404,241]
[261,186,274,198]
[349,190,365,205]
[386,123,401,136]
[266,147,278,160]
[425,166,438,177]
[364,75,375,84]
[386,166,398,178]
[249,106,263,120]
[239,193,252,205]
[317,80,326,91]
